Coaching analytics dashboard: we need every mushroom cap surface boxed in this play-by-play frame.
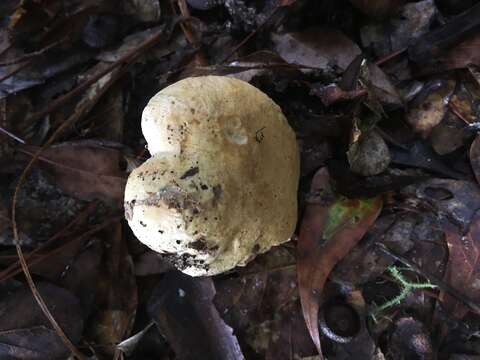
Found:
[125,76,299,276]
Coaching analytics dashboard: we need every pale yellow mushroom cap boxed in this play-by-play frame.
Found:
[124,76,299,276]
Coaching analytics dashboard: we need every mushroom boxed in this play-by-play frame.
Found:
[124,76,299,276]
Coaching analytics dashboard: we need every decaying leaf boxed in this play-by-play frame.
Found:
[470,134,480,185]
[449,80,480,125]
[415,179,480,231]
[442,212,480,319]
[360,0,436,57]
[408,2,480,64]
[0,282,83,360]
[430,111,470,155]
[123,0,161,23]
[1,169,86,246]
[332,214,415,285]
[21,140,127,203]
[265,302,316,359]
[297,167,382,355]
[438,33,480,71]
[391,141,466,179]
[406,78,456,138]
[271,28,361,71]
[388,317,433,360]
[367,63,403,108]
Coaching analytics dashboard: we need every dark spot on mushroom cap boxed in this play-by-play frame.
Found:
[209,244,219,253]
[180,166,199,180]
[212,185,222,205]
[189,237,208,251]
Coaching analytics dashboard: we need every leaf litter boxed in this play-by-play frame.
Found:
[1,0,480,359]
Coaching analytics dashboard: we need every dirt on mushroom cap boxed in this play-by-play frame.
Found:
[124,76,300,276]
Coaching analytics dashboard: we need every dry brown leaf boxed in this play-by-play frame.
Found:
[0,282,83,359]
[22,141,127,203]
[297,167,382,356]
[470,134,480,185]
[442,213,480,319]
[441,33,480,70]
[271,28,361,71]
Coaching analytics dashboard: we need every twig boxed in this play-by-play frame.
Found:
[0,126,25,144]
[0,38,68,66]
[374,47,407,67]
[176,0,198,45]
[449,102,471,125]
[0,59,32,83]
[175,0,208,66]
[376,242,480,315]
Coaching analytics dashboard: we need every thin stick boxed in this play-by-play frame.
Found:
[376,242,480,315]
[175,0,208,66]
[0,126,25,143]
[3,216,121,283]
[449,102,471,125]
[375,47,407,66]
[0,60,32,83]
[0,38,67,66]
[176,0,198,46]
[0,202,98,280]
